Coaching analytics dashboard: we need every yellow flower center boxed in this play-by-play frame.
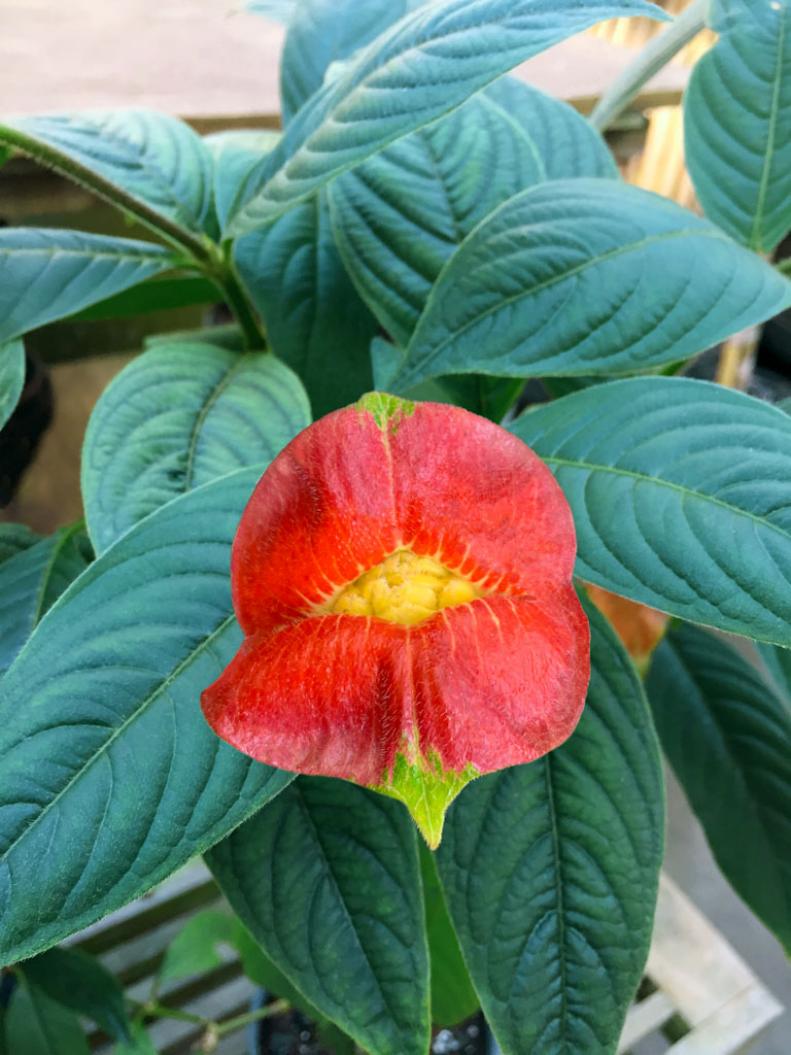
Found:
[331,549,484,627]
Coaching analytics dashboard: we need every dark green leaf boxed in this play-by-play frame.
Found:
[207,777,431,1055]
[235,194,379,415]
[0,469,293,964]
[0,523,40,566]
[647,624,791,952]
[4,980,89,1055]
[0,341,25,432]
[391,179,791,391]
[280,0,417,125]
[0,229,177,344]
[228,0,666,233]
[437,597,664,1054]
[0,524,92,675]
[204,130,281,233]
[418,841,478,1028]
[510,377,791,647]
[684,0,791,252]
[72,276,219,322]
[330,78,615,347]
[1,111,215,237]
[81,341,310,553]
[22,948,130,1042]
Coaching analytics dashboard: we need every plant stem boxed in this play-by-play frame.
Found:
[590,0,710,132]
[214,998,291,1037]
[0,123,213,264]
[0,122,268,351]
[135,1000,209,1026]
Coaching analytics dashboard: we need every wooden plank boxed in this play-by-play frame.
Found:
[1,0,689,120]
[646,874,764,1027]
[618,990,676,1052]
[667,984,783,1055]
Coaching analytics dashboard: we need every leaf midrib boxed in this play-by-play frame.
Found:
[0,614,235,866]
[749,5,788,250]
[183,355,250,492]
[542,453,791,546]
[403,224,729,382]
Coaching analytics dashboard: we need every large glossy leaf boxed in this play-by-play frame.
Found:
[281,0,417,125]
[228,0,665,233]
[511,377,791,647]
[82,341,310,554]
[22,948,130,1042]
[235,194,379,415]
[0,469,292,965]
[0,229,176,345]
[684,0,791,252]
[4,980,89,1055]
[0,111,215,237]
[418,841,478,1028]
[437,598,664,1054]
[207,778,431,1055]
[390,179,791,391]
[0,340,25,432]
[330,80,615,349]
[0,524,93,676]
[647,624,791,953]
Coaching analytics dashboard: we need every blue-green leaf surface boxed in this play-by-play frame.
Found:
[0,469,292,965]
[437,598,664,1054]
[0,523,40,566]
[81,341,310,553]
[329,79,616,348]
[235,194,379,415]
[229,0,665,233]
[390,179,791,390]
[0,340,25,432]
[1,111,216,237]
[647,624,791,952]
[0,524,93,676]
[0,229,176,344]
[207,778,431,1055]
[280,0,419,125]
[684,0,791,252]
[511,377,791,647]
[204,130,280,233]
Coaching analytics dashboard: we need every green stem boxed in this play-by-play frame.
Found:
[777,257,791,277]
[134,1000,209,1026]
[0,123,212,264]
[214,998,291,1037]
[590,0,710,132]
[211,256,267,351]
[0,122,268,351]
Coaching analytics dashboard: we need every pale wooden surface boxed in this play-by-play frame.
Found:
[1,0,689,121]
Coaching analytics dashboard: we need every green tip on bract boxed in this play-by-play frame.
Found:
[356,391,416,431]
[374,754,478,849]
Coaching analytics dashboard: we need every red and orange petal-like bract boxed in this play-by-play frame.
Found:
[201,393,590,845]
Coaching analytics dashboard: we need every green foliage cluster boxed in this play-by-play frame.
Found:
[0,0,790,1052]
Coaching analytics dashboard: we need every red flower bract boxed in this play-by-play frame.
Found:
[201,393,590,845]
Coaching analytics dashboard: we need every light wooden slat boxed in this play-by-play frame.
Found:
[667,984,784,1055]
[618,990,676,1052]
[646,875,767,1028]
